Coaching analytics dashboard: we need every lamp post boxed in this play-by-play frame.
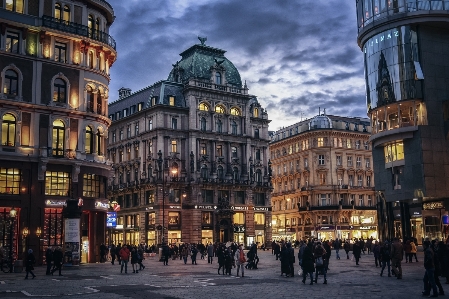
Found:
[9,207,17,273]
[284,196,290,241]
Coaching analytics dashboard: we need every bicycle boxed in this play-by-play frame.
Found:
[0,258,11,273]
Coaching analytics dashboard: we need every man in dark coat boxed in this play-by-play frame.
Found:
[353,241,362,265]
[274,242,281,260]
[25,249,36,279]
[116,243,122,265]
[51,247,63,276]
[344,240,351,259]
[110,244,116,265]
[301,243,315,285]
[423,240,438,297]
[45,247,53,275]
[162,243,170,266]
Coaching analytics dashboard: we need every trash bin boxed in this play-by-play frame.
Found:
[14,260,23,273]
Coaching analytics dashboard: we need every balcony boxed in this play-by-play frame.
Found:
[42,15,116,50]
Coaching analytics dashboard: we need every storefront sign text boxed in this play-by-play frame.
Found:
[360,226,376,230]
[106,212,117,228]
[169,205,181,209]
[95,201,109,209]
[423,202,444,210]
[253,207,269,211]
[231,206,248,211]
[45,199,67,206]
[195,205,216,210]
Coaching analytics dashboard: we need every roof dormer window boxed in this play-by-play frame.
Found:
[215,72,222,85]
[169,96,175,106]
[254,107,259,118]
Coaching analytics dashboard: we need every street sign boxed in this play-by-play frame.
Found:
[106,212,117,228]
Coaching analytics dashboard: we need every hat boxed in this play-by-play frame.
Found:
[28,249,33,254]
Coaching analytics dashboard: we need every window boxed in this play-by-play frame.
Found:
[235,191,245,204]
[201,164,208,179]
[126,126,131,138]
[169,189,181,204]
[231,146,237,158]
[137,102,143,111]
[365,158,370,168]
[6,32,19,53]
[358,195,364,206]
[367,195,372,207]
[317,137,324,147]
[169,96,175,106]
[337,174,342,186]
[202,212,212,224]
[231,120,237,135]
[319,194,327,206]
[52,120,65,157]
[86,86,94,112]
[171,118,177,130]
[202,189,213,203]
[355,140,360,149]
[146,190,155,204]
[96,129,102,155]
[171,140,177,153]
[82,174,101,197]
[199,102,209,111]
[54,42,67,63]
[304,158,308,168]
[233,167,239,181]
[63,5,70,22]
[148,119,153,130]
[215,72,221,85]
[347,156,353,167]
[384,142,404,163]
[6,0,24,13]
[200,143,207,155]
[97,91,102,114]
[88,51,94,68]
[147,212,156,225]
[85,126,93,154]
[254,213,265,225]
[348,174,354,187]
[318,154,325,165]
[2,113,16,147]
[217,165,224,179]
[151,97,157,106]
[336,155,342,166]
[200,117,206,131]
[135,123,139,135]
[112,131,116,142]
[88,14,94,37]
[364,141,369,150]
[215,105,225,113]
[346,139,352,148]
[356,156,362,167]
[255,169,262,183]
[256,149,261,160]
[233,212,245,225]
[53,78,66,103]
[254,107,259,117]
[230,107,241,116]
[0,168,20,194]
[3,69,18,97]
[45,171,70,196]
[216,145,222,157]
[95,17,100,32]
[216,119,222,133]
[254,128,259,139]
[168,212,180,225]
[357,175,363,186]
[319,173,326,185]
[366,175,371,187]
[119,129,123,140]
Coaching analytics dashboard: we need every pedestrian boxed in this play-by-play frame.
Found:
[191,245,198,265]
[432,241,445,295]
[274,242,281,260]
[301,242,315,285]
[344,240,350,259]
[99,243,107,263]
[380,241,391,277]
[235,244,245,277]
[137,245,145,270]
[390,237,404,279]
[224,247,233,275]
[286,242,295,277]
[119,245,130,273]
[422,240,439,297]
[217,245,225,274]
[45,247,53,275]
[162,243,170,266]
[24,249,36,279]
[51,247,63,276]
[313,242,327,284]
[410,239,419,262]
[181,244,189,265]
[373,241,381,267]
[110,244,116,265]
[333,238,341,260]
[323,240,331,271]
[130,247,139,273]
[353,241,362,266]
[207,243,214,264]
[116,243,122,265]
[280,242,290,277]
[404,239,412,263]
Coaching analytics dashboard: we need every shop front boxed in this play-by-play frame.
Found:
[317,226,335,241]
[422,201,445,241]
[0,207,19,262]
[201,226,214,245]
[233,224,245,245]
[352,225,378,240]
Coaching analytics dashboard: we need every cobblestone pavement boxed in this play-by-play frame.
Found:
[0,250,434,299]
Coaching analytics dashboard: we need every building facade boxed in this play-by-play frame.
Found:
[107,38,272,248]
[355,0,449,242]
[0,0,116,263]
[270,114,377,242]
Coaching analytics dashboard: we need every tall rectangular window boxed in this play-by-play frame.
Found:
[319,173,326,185]
[233,212,245,224]
[200,144,207,155]
[357,175,363,186]
[318,154,325,165]
[45,171,70,196]
[82,174,101,197]
[365,158,370,168]
[169,96,175,106]
[145,190,155,204]
[317,137,324,147]
[171,140,177,153]
[347,156,353,167]
[6,31,19,53]
[202,189,214,203]
[147,212,156,225]
[148,119,153,130]
[346,139,352,148]
[235,191,245,204]
[358,195,364,206]
[54,42,67,63]
[367,195,372,207]
[216,145,222,157]
[366,175,371,187]
[171,118,177,129]
[254,213,265,225]
[254,193,265,206]
[127,126,131,138]
[348,174,354,187]
[384,142,404,163]
[0,168,20,194]
[336,155,342,166]
[202,212,212,224]
[135,123,139,136]
[356,157,362,167]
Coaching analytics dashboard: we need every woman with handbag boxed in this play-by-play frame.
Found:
[313,242,327,284]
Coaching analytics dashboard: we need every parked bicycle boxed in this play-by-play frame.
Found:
[1,258,11,273]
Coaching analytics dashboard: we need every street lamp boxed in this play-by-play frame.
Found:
[9,207,17,273]
[284,196,290,241]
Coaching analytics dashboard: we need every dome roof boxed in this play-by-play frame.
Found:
[309,115,332,130]
[167,41,242,87]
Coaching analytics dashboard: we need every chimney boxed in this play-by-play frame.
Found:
[118,87,132,99]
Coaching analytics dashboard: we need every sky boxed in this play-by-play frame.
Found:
[106,0,367,131]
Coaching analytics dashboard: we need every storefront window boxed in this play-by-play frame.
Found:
[146,190,155,204]
[168,212,180,225]
[147,212,155,225]
[0,168,20,194]
[254,213,265,225]
[202,212,212,224]
[202,230,213,245]
[42,208,63,264]
[233,212,245,224]
[168,230,181,245]
[147,231,156,246]
[82,174,102,197]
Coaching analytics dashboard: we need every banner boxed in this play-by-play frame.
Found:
[64,218,80,266]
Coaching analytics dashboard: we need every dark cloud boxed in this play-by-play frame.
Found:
[107,0,367,129]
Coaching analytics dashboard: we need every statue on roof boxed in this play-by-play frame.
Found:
[198,36,207,45]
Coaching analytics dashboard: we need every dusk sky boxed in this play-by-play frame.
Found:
[107,0,367,130]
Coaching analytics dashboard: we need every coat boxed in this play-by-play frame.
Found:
[234,248,245,266]
[53,249,63,265]
[301,246,315,273]
[26,252,35,271]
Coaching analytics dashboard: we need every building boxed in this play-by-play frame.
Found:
[270,114,377,241]
[107,38,272,247]
[355,1,449,242]
[0,0,117,263]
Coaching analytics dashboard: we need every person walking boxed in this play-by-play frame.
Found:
[344,240,350,259]
[119,245,130,273]
[391,237,404,279]
[217,245,225,275]
[432,241,445,296]
[137,245,145,270]
[162,243,170,266]
[181,244,189,265]
[116,243,122,265]
[422,240,439,297]
[301,242,315,285]
[235,244,245,277]
[313,242,327,284]
[45,247,53,275]
[380,241,391,277]
[24,249,36,279]
[207,243,214,264]
[404,239,412,263]
[130,247,139,273]
[410,239,419,262]
[51,247,63,276]
[373,241,381,267]
[353,241,362,266]
[333,238,341,260]
[110,244,116,265]
[224,247,233,275]
[286,242,295,277]
[191,245,198,265]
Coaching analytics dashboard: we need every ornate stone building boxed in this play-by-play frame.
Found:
[270,114,377,241]
[0,0,116,263]
[107,38,272,247]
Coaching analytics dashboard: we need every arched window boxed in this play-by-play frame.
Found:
[216,119,222,133]
[88,15,94,38]
[54,3,62,20]
[95,17,100,32]
[233,167,239,181]
[85,126,93,154]
[6,0,24,13]
[86,86,94,112]
[254,107,259,117]
[63,5,70,22]
[201,164,208,179]
[217,165,224,180]
[97,91,102,114]
[231,120,237,135]
[230,107,241,116]
[52,120,65,157]
[215,72,221,85]
[255,169,262,183]
[4,69,18,96]
[199,102,209,111]
[53,78,66,103]
[215,105,225,114]
[96,129,102,155]
[88,51,94,68]
[200,117,206,131]
[2,113,16,146]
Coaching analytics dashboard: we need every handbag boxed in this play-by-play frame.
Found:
[316,256,323,266]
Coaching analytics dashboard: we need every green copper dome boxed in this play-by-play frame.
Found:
[168,38,242,87]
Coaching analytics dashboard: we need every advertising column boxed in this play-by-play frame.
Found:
[63,199,82,267]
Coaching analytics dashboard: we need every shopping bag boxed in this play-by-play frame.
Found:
[297,268,303,276]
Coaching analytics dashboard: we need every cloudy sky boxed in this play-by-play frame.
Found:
[107,0,367,130]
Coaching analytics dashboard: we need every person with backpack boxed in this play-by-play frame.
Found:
[235,244,245,277]
[380,241,391,277]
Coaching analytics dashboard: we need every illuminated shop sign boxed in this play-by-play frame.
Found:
[360,226,376,230]
[194,205,217,210]
[231,206,248,211]
[95,201,109,209]
[234,225,245,233]
[423,202,444,210]
[169,205,181,209]
[106,212,117,228]
[45,199,67,206]
[253,207,269,211]
[364,30,399,53]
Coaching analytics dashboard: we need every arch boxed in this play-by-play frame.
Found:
[97,90,103,114]
[51,73,70,104]
[88,14,94,32]
[198,102,210,111]
[52,119,65,157]
[95,17,100,32]
[85,126,93,154]
[86,85,94,112]
[1,64,23,99]
[54,2,62,19]
[2,113,16,146]
[230,107,241,116]
[215,104,225,114]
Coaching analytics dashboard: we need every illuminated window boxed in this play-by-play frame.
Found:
[215,105,225,113]
[230,107,241,116]
[82,174,101,197]
[384,142,404,163]
[254,108,259,117]
[254,213,265,225]
[6,31,19,53]
[216,145,222,156]
[2,113,15,147]
[85,126,93,153]
[146,190,155,204]
[169,96,175,106]
[88,15,94,38]
[199,102,209,111]
[54,42,67,63]
[86,86,94,112]
[147,212,156,225]
[53,78,66,103]
[0,168,20,194]
[3,69,18,95]
[63,5,70,22]
[171,140,177,153]
[317,137,324,147]
[202,212,212,224]
[233,212,245,224]
[200,143,207,155]
[45,171,70,196]
[52,120,65,157]
[319,173,326,185]
[168,212,180,225]
[346,139,352,148]
[6,0,23,13]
